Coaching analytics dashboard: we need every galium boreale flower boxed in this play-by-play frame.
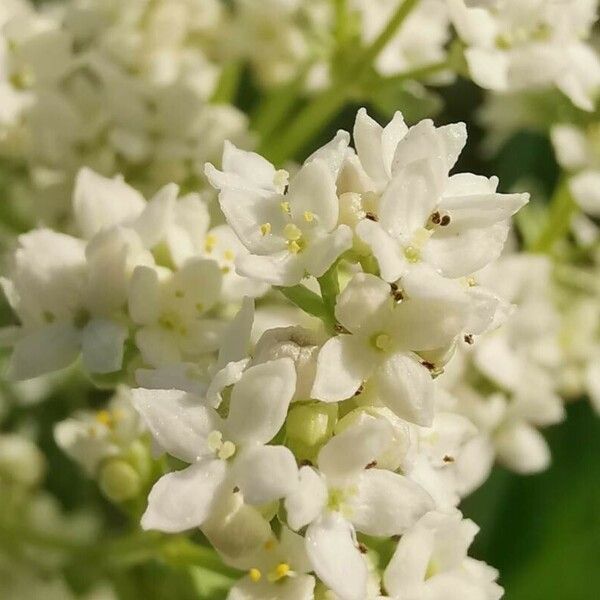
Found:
[311,271,470,425]
[448,0,600,111]
[132,359,298,532]
[284,413,433,600]
[226,526,315,600]
[205,140,353,286]
[350,109,529,282]
[382,510,503,600]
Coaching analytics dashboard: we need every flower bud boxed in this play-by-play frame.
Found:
[99,458,142,502]
[286,402,338,462]
[0,434,45,487]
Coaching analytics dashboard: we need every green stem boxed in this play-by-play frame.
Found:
[160,537,239,578]
[318,263,340,318]
[530,179,577,253]
[211,62,242,104]
[277,284,336,330]
[260,0,422,164]
[373,59,451,90]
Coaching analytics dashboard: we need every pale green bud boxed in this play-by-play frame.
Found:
[286,402,338,462]
[99,458,141,502]
[0,434,45,488]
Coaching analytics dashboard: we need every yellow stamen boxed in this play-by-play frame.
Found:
[207,430,223,452]
[287,240,302,254]
[249,568,262,583]
[404,246,420,263]
[283,223,302,241]
[374,333,392,352]
[303,210,315,222]
[264,539,276,550]
[466,276,476,287]
[218,440,236,460]
[268,563,290,582]
[223,249,235,261]
[273,169,289,191]
[95,410,113,427]
[280,201,291,214]
[204,234,217,253]
[260,222,272,236]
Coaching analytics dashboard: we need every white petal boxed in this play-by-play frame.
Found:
[495,422,550,474]
[353,107,387,186]
[317,414,393,480]
[236,251,305,287]
[334,272,393,333]
[135,326,182,367]
[311,335,375,402]
[465,47,509,90]
[303,226,352,278]
[289,159,339,231]
[135,363,208,397]
[231,445,298,505]
[73,168,145,239]
[133,183,178,248]
[8,323,80,380]
[226,358,296,445]
[381,111,409,177]
[349,469,434,536]
[438,190,528,229]
[306,515,367,600]
[306,129,351,179]
[356,219,407,283]
[216,297,255,369]
[285,466,328,531]
[141,459,227,532]
[131,388,219,463]
[81,318,127,374]
[570,170,600,217]
[206,358,251,408]
[170,258,222,314]
[379,160,442,239]
[374,352,434,426]
[128,265,161,325]
[424,222,510,278]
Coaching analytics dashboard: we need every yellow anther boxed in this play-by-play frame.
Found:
[374,333,392,352]
[218,440,236,460]
[204,234,217,253]
[280,201,291,214]
[207,430,223,452]
[260,222,272,236]
[221,266,230,274]
[95,410,113,427]
[284,223,302,241]
[264,539,276,550]
[249,568,262,583]
[268,563,290,582]
[273,169,289,191]
[303,210,315,223]
[287,240,302,254]
[223,249,235,261]
[466,276,476,287]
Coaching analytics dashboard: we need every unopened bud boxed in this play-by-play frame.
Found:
[99,458,141,502]
[286,403,338,462]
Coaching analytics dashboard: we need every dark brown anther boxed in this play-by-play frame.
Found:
[358,543,368,554]
[365,460,377,469]
[354,384,365,397]
[464,334,474,345]
[334,323,349,334]
[440,215,451,226]
[300,459,314,467]
[443,455,455,463]
[430,211,441,225]
[390,282,404,302]
[365,212,378,221]
[233,486,240,493]
[421,360,435,371]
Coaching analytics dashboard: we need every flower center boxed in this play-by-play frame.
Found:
[207,430,236,460]
[371,332,392,352]
[403,227,433,263]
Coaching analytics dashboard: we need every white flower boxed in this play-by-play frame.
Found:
[132,359,298,532]
[227,527,315,600]
[1,229,131,379]
[0,432,46,488]
[351,109,528,282]
[353,0,450,77]
[206,140,353,286]
[382,510,503,600]
[448,0,600,110]
[54,386,143,476]
[284,413,433,600]
[312,271,469,425]
[128,259,224,368]
[551,124,600,218]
